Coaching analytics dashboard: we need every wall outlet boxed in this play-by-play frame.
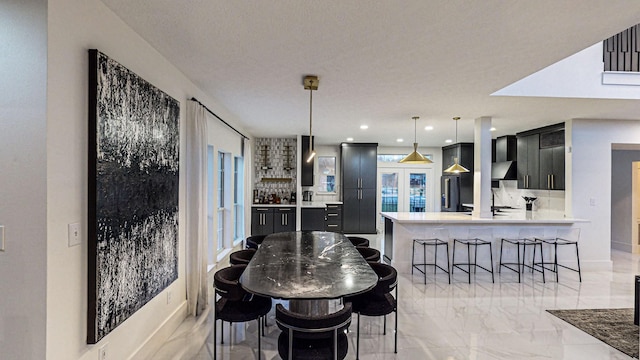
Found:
[68,223,81,247]
[167,290,172,304]
[589,198,596,206]
[98,343,108,360]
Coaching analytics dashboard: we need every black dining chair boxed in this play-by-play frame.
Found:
[246,234,267,249]
[229,248,256,266]
[275,302,353,360]
[357,246,381,263]
[213,264,272,360]
[345,262,398,360]
[348,236,370,248]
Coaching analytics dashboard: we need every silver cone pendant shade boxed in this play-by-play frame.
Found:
[444,117,469,173]
[399,116,433,164]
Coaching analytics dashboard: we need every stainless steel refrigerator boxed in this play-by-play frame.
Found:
[441,175,461,212]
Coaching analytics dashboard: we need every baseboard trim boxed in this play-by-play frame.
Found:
[127,300,188,360]
[611,241,632,253]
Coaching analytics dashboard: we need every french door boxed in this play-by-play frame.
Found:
[377,167,434,230]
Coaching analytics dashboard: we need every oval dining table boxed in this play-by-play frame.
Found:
[239,231,379,316]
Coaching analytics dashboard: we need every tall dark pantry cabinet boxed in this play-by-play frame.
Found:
[341,143,378,234]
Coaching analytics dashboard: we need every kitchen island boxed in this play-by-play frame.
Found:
[381,210,588,274]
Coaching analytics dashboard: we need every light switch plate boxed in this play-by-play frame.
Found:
[0,225,5,252]
[68,223,81,247]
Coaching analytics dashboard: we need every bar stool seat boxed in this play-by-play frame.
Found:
[534,228,582,282]
[498,229,545,283]
[451,228,494,283]
[411,228,451,284]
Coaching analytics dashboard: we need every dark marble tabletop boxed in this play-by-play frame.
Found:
[240,231,379,300]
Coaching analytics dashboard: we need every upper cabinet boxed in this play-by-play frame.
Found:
[516,134,540,189]
[516,123,565,190]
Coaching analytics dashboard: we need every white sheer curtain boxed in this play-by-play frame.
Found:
[185,100,209,316]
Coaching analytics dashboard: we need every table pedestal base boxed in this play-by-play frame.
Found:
[289,299,342,316]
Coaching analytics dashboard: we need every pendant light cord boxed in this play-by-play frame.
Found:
[309,86,313,152]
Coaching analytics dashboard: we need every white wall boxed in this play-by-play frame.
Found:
[0,0,47,358]
[568,119,640,270]
[46,0,249,358]
[610,150,640,252]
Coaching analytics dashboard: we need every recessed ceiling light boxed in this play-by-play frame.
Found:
[360,125,368,130]
[396,138,404,142]
[445,139,453,143]
[490,127,496,131]
[346,137,354,141]
[424,126,434,131]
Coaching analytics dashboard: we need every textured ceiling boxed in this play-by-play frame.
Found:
[100,0,640,146]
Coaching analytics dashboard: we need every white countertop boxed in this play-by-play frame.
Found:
[300,201,343,208]
[381,210,586,224]
[251,203,297,207]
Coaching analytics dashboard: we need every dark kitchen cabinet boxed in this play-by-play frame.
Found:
[301,204,344,231]
[495,135,517,162]
[273,207,296,233]
[251,207,274,236]
[539,145,565,190]
[324,204,343,232]
[539,129,565,190]
[301,208,325,231]
[442,143,474,208]
[251,206,295,236]
[341,143,377,234]
[301,136,314,186]
[516,134,540,189]
[517,123,565,190]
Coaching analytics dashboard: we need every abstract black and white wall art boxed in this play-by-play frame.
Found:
[87,50,180,344]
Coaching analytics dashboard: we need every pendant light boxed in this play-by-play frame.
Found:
[443,117,470,173]
[399,116,433,164]
[304,75,318,163]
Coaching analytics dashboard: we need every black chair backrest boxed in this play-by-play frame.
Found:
[276,302,352,340]
[348,236,370,248]
[370,262,397,297]
[356,246,381,263]
[229,248,256,265]
[214,264,247,301]
[246,234,268,249]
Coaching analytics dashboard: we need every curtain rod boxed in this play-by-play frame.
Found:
[190,97,250,140]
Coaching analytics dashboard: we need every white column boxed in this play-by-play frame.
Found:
[472,117,492,218]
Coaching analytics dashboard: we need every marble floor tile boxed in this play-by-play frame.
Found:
[154,248,639,359]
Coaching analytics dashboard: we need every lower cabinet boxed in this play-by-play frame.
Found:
[301,208,325,231]
[301,204,344,232]
[251,207,296,236]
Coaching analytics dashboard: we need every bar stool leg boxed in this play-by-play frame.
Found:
[498,239,504,274]
[516,242,521,283]
[446,243,451,284]
[554,242,559,282]
[467,242,471,283]
[488,243,495,283]
[434,242,438,275]
[451,240,457,278]
[423,243,427,284]
[411,240,415,275]
[575,243,582,282]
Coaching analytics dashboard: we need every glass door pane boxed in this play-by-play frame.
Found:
[381,173,398,212]
[409,173,426,212]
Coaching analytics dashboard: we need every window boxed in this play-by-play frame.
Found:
[234,156,244,241]
[317,156,336,193]
[207,145,215,266]
[217,152,225,251]
[378,154,433,162]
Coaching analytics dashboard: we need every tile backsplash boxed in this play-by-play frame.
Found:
[253,138,297,202]
[493,181,565,212]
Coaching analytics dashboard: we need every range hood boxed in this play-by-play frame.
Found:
[491,161,517,181]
